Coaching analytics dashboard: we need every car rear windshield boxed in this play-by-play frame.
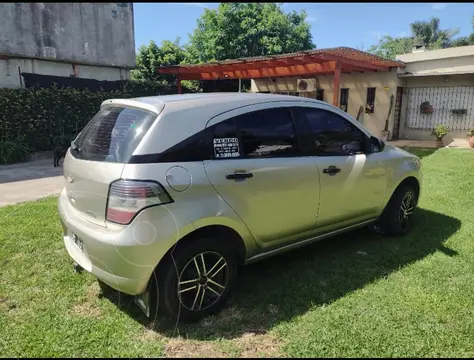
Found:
[71,106,157,163]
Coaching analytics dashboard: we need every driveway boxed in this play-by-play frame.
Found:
[0,158,64,207]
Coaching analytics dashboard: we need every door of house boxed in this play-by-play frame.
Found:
[392,87,403,139]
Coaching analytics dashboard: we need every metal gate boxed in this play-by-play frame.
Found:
[404,86,474,130]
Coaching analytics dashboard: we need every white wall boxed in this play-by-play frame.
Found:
[0,57,130,88]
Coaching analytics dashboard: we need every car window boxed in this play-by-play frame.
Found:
[211,118,240,159]
[233,108,300,158]
[294,107,366,156]
[73,106,157,163]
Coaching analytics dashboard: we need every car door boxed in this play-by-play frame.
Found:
[203,105,321,250]
[291,106,388,231]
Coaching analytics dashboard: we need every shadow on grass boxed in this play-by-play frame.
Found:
[101,208,460,340]
[400,147,438,159]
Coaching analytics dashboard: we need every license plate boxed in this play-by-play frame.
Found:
[70,232,83,251]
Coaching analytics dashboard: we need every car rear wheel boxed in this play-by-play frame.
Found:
[156,237,238,323]
[384,185,417,236]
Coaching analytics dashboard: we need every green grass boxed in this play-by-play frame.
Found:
[1,148,474,357]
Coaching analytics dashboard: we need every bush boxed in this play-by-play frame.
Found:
[0,81,190,164]
[431,124,449,140]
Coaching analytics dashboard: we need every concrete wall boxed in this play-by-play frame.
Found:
[0,58,130,88]
[398,55,474,77]
[0,3,135,67]
[251,70,401,138]
[400,74,474,88]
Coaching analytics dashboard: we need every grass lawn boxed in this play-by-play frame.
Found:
[1,148,474,357]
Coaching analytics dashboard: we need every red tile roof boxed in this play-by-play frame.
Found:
[158,46,404,71]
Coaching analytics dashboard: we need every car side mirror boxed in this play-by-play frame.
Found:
[369,136,385,153]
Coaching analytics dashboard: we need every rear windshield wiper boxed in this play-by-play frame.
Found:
[70,140,82,153]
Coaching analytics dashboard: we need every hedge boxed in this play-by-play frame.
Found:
[0,81,191,165]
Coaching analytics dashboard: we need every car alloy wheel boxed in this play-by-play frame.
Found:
[177,251,229,312]
[399,192,414,231]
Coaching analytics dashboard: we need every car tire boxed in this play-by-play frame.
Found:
[384,185,417,236]
[156,237,239,323]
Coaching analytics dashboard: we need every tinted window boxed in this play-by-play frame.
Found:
[234,108,299,158]
[295,108,366,156]
[151,128,213,162]
[73,106,157,163]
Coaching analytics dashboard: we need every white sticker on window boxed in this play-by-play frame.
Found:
[213,137,240,159]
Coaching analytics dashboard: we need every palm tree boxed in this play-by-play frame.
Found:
[410,17,459,49]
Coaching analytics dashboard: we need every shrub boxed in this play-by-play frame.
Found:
[431,124,449,140]
[0,81,190,164]
[0,136,30,165]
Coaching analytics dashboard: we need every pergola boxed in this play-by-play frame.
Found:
[156,47,404,106]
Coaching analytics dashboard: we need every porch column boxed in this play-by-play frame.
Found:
[332,60,341,107]
[177,77,182,94]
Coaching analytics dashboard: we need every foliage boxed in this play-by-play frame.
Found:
[467,128,474,138]
[132,38,187,83]
[0,136,30,165]
[410,17,459,50]
[451,15,474,47]
[131,39,200,92]
[368,16,471,60]
[131,3,315,92]
[368,36,414,60]
[0,81,182,162]
[431,124,449,140]
[187,3,315,63]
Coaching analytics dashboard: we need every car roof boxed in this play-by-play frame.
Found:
[102,92,320,115]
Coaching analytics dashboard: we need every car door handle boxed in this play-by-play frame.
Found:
[225,172,254,180]
[322,166,341,175]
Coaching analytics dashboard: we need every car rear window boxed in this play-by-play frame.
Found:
[71,106,157,163]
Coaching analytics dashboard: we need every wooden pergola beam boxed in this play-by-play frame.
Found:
[172,61,338,81]
[332,61,341,106]
[159,56,325,75]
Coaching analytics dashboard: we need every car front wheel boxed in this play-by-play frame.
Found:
[384,185,417,236]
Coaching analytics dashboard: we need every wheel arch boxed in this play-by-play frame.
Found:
[394,176,420,204]
[154,224,248,278]
[382,175,421,215]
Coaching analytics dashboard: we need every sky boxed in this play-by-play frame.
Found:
[133,2,473,52]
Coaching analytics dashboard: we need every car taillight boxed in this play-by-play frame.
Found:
[106,180,173,225]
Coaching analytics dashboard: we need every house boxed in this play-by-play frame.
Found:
[156,45,474,143]
[396,45,474,142]
[0,3,136,88]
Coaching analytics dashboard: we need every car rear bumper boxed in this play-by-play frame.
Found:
[57,188,175,295]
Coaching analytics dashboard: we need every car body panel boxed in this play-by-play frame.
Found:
[58,93,423,297]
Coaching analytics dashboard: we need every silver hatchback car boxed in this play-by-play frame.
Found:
[58,93,422,322]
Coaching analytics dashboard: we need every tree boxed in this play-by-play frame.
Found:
[368,36,414,60]
[451,15,474,47]
[131,38,187,83]
[409,17,458,49]
[368,17,462,60]
[187,3,315,63]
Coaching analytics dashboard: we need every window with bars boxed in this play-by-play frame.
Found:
[365,87,376,114]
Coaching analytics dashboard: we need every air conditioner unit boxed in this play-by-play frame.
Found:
[297,78,317,92]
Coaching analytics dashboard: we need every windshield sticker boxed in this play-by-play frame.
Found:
[213,137,240,159]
